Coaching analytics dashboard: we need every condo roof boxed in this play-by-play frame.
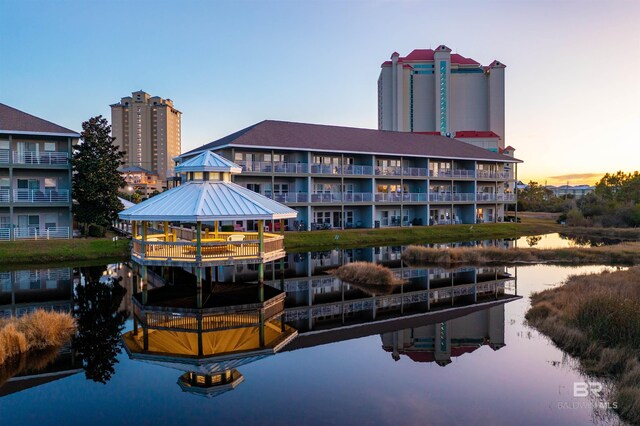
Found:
[181,120,521,163]
[0,103,80,137]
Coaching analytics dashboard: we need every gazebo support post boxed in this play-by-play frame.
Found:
[141,265,148,305]
[214,220,219,238]
[196,221,203,308]
[164,221,169,241]
[259,308,265,348]
[132,221,138,238]
[279,219,284,235]
[197,314,203,357]
[258,219,265,303]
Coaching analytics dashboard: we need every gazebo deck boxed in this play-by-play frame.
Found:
[131,231,285,266]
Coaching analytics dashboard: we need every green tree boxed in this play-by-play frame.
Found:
[72,116,126,230]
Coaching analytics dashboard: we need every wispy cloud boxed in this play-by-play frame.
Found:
[548,173,603,181]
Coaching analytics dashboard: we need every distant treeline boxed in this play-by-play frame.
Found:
[519,171,640,228]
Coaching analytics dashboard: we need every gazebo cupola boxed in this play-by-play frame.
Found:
[175,150,242,183]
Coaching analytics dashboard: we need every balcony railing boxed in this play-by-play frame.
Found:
[0,189,8,203]
[13,151,69,165]
[343,192,374,203]
[402,167,429,177]
[476,193,497,202]
[0,228,9,241]
[310,193,343,203]
[497,193,516,202]
[452,170,476,178]
[237,161,309,174]
[476,170,512,180]
[429,193,452,202]
[0,150,8,164]
[374,166,403,176]
[453,193,476,202]
[14,227,70,240]
[310,164,341,175]
[342,165,373,175]
[375,192,427,203]
[13,189,70,203]
[271,193,309,203]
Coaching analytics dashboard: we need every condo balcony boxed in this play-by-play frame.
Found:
[476,170,511,179]
[375,192,427,202]
[237,161,308,174]
[131,231,286,267]
[0,149,8,164]
[12,151,69,165]
[0,189,8,202]
[12,189,70,203]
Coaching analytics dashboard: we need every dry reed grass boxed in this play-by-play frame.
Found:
[401,242,640,267]
[329,262,405,295]
[525,266,640,424]
[0,310,76,366]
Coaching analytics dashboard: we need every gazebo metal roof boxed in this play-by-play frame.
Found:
[118,151,297,222]
[175,150,242,174]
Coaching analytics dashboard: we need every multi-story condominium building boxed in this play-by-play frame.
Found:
[0,103,77,241]
[110,90,181,190]
[176,120,519,231]
[378,45,506,151]
[120,165,159,197]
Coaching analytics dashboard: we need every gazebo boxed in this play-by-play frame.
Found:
[118,150,297,311]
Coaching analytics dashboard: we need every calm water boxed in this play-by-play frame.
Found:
[0,243,627,425]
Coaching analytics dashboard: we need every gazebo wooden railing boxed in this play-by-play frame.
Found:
[131,232,284,265]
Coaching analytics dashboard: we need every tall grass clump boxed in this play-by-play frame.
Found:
[0,310,76,365]
[525,267,640,424]
[330,262,405,295]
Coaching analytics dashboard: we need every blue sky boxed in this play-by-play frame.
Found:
[1,0,638,184]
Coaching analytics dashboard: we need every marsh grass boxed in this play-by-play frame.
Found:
[401,242,640,267]
[329,262,405,295]
[0,310,76,366]
[525,267,640,424]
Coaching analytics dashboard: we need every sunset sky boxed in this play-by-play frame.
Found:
[1,0,638,185]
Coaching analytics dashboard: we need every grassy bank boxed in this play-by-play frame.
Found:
[0,310,76,365]
[560,226,640,241]
[284,219,561,252]
[0,235,130,266]
[401,242,640,267]
[525,267,640,424]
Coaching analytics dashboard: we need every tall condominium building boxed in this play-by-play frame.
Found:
[378,45,506,151]
[0,103,78,241]
[110,90,181,189]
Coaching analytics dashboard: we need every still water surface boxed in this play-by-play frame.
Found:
[0,240,626,425]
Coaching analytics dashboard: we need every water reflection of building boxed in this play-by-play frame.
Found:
[381,304,505,366]
[0,267,73,318]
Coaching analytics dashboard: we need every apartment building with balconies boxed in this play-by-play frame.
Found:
[176,120,520,231]
[0,103,78,241]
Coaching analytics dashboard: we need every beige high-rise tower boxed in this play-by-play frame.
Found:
[111,90,181,189]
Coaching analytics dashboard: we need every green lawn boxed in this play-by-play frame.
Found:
[284,219,561,252]
[0,236,130,267]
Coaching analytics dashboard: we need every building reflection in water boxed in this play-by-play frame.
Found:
[0,265,129,393]
[381,304,505,366]
[120,244,519,397]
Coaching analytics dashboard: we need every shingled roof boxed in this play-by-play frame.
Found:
[0,103,80,137]
[182,120,521,163]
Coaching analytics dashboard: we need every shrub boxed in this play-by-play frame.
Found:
[0,310,76,365]
[87,224,106,237]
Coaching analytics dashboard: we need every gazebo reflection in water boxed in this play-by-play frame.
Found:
[119,151,298,396]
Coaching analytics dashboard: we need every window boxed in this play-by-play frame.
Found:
[44,142,56,151]
[0,140,9,150]
[44,177,57,190]
[44,214,57,229]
